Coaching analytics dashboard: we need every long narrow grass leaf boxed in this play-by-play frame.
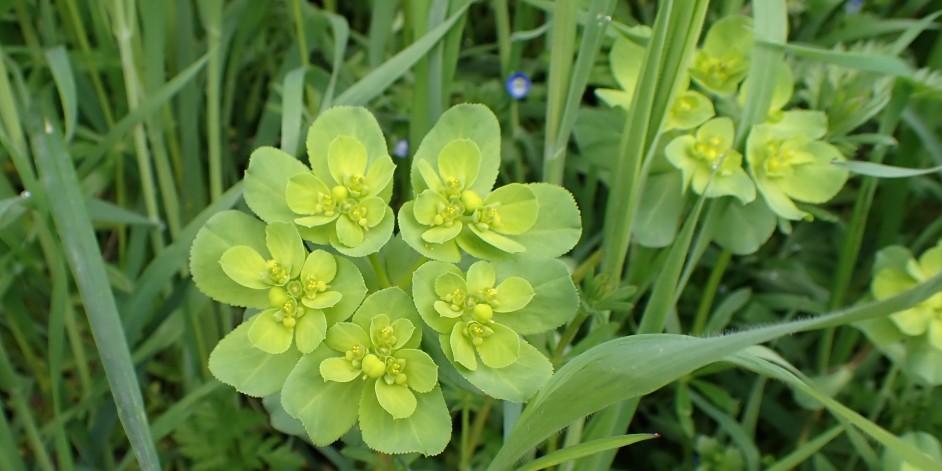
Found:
[517,434,659,471]
[44,46,77,141]
[31,118,160,471]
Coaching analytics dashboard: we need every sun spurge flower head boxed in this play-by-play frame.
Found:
[689,15,753,96]
[400,104,582,262]
[190,211,366,397]
[746,111,849,220]
[413,259,579,401]
[243,106,396,257]
[872,240,942,351]
[666,117,755,204]
[596,36,714,131]
[281,288,451,455]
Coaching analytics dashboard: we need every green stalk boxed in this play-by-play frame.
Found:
[0,337,56,471]
[691,250,732,335]
[541,0,577,184]
[61,0,116,127]
[406,0,432,151]
[110,0,163,250]
[203,0,224,200]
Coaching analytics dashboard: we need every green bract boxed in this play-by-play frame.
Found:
[666,117,755,203]
[400,105,582,262]
[689,15,753,96]
[746,111,849,220]
[281,288,451,455]
[244,106,396,256]
[190,210,367,396]
[413,259,579,401]
[860,241,942,385]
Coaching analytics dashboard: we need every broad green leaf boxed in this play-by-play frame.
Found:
[396,349,438,393]
[634,170,685,248]
[244,147,310,223]
[325,322,370,352]
[248,309,294,354]
[295,311,328,354]
[476,323,520,368]
[510,183,582,259]
[266,222,305,279]
[399,201,463,262]
[219,246,269,290]
[411,104,501,197]
[437,139,481,188]
[882,432,942,471]
[466,262,496,292]
[609,36,645,98]
[487,183,539,235]
[331,207,395,257]
[449,324,477,370]
[447,337,552,403]
[282,347,363,445]
[358,385,451,456]
[321,256,368,326]
[492,259,578,335]
[493,277,533,312]
[285,172,331,217]
[413,261,465,333]
[374,380,417,419]
[335,216,364,247]
[307,107,391,198]
[208,321,301,397]
[327,135,368,185]
[301,250,338,285]
[320,357,361,382]
[487,270,942,470]
[710,198,777,255]
[352,288,422,349]
[190,210,270,308]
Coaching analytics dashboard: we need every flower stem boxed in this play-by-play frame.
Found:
[369,253,392,288]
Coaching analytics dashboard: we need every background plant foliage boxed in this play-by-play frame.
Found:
[1,0,942,470]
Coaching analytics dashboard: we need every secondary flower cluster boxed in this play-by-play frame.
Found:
[190,104,582,455]
[596,15,850,222]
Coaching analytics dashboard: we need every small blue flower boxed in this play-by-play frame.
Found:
[393,139,409,158]
[844,0,863,14]
[506,72,531,100]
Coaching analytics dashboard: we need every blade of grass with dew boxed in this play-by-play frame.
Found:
[488,269,942,470]
[517,434,659,471]
[834,160,942,178]
[30,117,160,471]
[729,348,942,471]
[334,1,471,107]
[543,0,616,185]
[44,46,77,141]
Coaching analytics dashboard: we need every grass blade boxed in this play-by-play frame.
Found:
[517,434,659,471]
[30,117,160,471]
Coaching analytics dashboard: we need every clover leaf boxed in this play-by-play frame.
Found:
[666,117,756,204]
[281,288,451,455]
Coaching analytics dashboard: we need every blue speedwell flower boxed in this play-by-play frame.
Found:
[393,139,409,159]
[506,72,531,100]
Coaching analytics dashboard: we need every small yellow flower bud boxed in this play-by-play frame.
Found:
[472,304,493,323]
[461,190,483,213]
[362,354,386,378]
[331,185,349,201]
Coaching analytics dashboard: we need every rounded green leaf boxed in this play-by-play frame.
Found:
[396,349,438,393]
[295,310,328,354]
[244,146,310,223]
[399,201,462,262]
[266,221,306,279]
[331,207,395,257]
[609,36,645,98]
[301,249,338,283]
[493,277,535,313]
[666,90,715,131]
[477,322,520,368]
[321,256,368,326]
[486,183,538,235]
[307,107,389,187]
[891,305,932,336]
[466,261,496,292]
[450,322,477,370]
[469,225,526,253]
[445,336,552,403]
[365,155,396,199]
[335,216,365,247]
[710,198,777,256]
[413,261,465,333]
[219,246,270,290]
[390,318,416,350]
[594,88,633,109]
[359,196,388,228]
[437,139,481,189]
[506,183,582,259]
[190,210,270,308]
[352,288,423,349]
[435,271,467,298]
[776,141,849,204]
[411,104,501,197]
[282,347,363,445]
[423,223,462,244]
[248,309,294,354]
[208,320,301,397]
[325,322,370,352]
[491,259,579,334]
[302,291,342,310]
[634,170,686,248]
[320,356,361,382]
[414,189,448,225]
[873,268,916,300]
[358,385,451,455]
[285,172,330,216]
[327,135,368,186]
[702,15,752,56]
[374,380,417,419]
